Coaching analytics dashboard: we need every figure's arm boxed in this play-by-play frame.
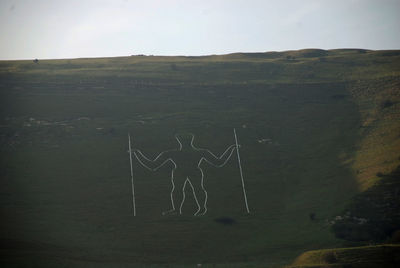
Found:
[200,144,237,167]
[133,150,172,171]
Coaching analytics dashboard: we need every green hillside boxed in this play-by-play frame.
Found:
[0,49,399,267]
[288,244,400,268]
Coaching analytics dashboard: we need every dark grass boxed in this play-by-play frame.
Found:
[0,49,399,267]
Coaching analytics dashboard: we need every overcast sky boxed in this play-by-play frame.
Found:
[0,0,399,60]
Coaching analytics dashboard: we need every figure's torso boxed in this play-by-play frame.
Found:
[167,149,204,173]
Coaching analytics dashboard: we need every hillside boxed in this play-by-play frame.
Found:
[288,244,400,268]
[0,49,399,267]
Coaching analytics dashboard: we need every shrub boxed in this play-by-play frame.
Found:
[381,100,394,109]
[214,217,236,225]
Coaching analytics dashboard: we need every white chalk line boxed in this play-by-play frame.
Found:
[132,134,235,215]
[234,128,250,213]
[128,134,136,216]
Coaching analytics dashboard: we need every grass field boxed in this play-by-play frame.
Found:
[0,49,399,267]
[288,244,400,268]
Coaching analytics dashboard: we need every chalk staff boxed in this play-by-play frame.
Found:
[128,133,137,216]
[233,128,250,213]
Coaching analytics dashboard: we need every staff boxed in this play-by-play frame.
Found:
[128,133,137,216]
[233,128,250,213]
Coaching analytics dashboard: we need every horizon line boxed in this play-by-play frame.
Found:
[1,47,399,61]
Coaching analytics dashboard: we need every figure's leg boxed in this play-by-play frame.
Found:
[162,170,177,215]
[163,171,186,215]
[188,170,208,216]
[178,179,189,215]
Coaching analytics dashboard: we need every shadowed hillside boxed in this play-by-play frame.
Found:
[0,49,399,267]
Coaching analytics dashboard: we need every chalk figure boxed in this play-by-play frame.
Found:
[133,133,237,216]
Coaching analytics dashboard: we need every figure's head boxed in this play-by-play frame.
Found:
[175,133,195,149]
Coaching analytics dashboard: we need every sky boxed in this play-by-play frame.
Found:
[0,0,399,60]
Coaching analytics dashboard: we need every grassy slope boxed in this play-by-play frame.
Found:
[288,244,400,268]
[0,49,399,267]
[348,76,400,190]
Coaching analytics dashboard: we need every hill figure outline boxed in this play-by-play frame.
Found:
[133,133,237,216]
